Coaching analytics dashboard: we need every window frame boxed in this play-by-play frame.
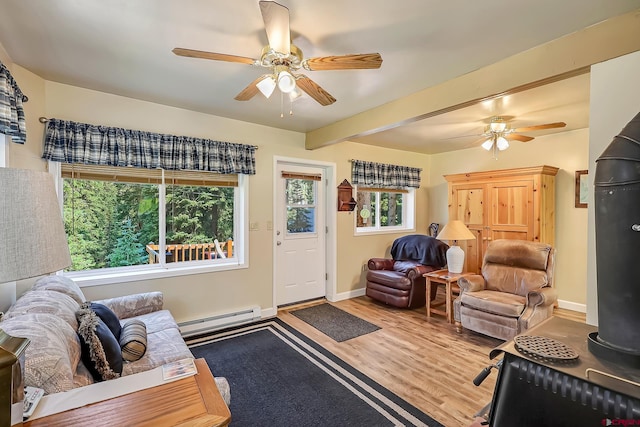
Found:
[354,186,416,235]
[49,161,249,287]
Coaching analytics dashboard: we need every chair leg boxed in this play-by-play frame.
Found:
[455,321,462,333]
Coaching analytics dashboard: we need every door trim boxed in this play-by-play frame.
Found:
[272,156,337,310]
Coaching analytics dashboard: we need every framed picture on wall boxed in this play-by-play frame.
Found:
[575,170,588,208]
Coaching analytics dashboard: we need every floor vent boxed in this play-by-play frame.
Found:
[179,306,261,337]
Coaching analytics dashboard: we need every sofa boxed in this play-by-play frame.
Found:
[0,275,230,408]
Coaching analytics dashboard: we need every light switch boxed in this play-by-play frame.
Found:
[250,222,260,231]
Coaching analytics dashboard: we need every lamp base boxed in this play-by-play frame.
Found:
[446,245,465,274]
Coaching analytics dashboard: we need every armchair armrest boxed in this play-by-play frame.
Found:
[458,275,486,292]
[407,264,433,280]
[526,287,558,308]
[519,287,558,331]
[368,258,395,271]
[94,291,164,319]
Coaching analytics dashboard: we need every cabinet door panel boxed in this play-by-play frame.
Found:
[452,185,485,226]
[489,181,533,240]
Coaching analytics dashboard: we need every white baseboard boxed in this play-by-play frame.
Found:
[327,288,366,302]
[261,307,277,318]
[557,299,587,313]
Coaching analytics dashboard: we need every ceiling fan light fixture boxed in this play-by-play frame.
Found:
[496,136,510,151]
[277,70,296,93]
[481,138,494,151]
[256,76,276,98]
[489,118,507,133]
[289,86,302,100]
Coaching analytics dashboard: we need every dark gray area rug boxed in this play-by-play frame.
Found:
[189,319,442,426]
[291,303,380,342]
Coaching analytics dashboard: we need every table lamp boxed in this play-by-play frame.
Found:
[436,220,475,274]
[0,167,71,426]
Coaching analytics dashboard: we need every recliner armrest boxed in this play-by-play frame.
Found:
[458,275,486,292]
[408,264,432,279]
[526,287,557,307]
[368,258,395,271]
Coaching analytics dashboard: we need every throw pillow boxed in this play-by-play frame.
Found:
[119,319,148,362]
[76,305,123,382]
[89,302,122,341]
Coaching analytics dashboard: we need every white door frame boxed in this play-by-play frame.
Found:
[272,156,337,308]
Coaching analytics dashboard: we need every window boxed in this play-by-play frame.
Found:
[285,177,317,234]
[355,187,415,233]
[59,164,244,275]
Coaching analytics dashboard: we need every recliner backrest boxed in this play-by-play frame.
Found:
[482,239,554,296]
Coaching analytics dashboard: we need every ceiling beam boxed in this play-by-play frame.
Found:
[305,9,640,150]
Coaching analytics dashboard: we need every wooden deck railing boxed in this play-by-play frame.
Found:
[146,240,233,264]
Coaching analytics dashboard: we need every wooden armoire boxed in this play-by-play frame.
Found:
[444,165,558,273]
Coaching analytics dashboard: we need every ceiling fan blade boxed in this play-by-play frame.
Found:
[295,75,336,106]
[506,133,534,142]
[303,53,383,71]
[172,48,256,65]
[512,122,566,133]
[234,75,271,101]
[259,1,290,55]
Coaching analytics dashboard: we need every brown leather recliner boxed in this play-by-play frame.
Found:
[454,239,557,341]
[366,235,449,308]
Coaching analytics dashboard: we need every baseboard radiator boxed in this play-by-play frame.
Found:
[178,306,261,338]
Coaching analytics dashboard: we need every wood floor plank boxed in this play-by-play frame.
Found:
[278,293,585,427]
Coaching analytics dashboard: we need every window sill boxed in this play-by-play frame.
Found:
[355,226,416,236]
[64,260,247,288]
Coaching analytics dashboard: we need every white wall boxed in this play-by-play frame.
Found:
[586,50,640,325]
[427,128,590,308]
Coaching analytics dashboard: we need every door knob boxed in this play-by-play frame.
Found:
[277,241,282,246]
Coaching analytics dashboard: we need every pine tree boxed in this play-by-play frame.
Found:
[107,218,148,267]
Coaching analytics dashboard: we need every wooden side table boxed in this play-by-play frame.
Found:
[424,269,471,323]
[24,358,231,427]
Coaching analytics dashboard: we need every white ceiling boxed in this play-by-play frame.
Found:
[0,1,637,152]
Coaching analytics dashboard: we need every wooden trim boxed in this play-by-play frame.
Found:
[281,171,322,181]
[444,165,559,183]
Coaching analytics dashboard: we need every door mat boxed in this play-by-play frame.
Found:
[291,303,380,342]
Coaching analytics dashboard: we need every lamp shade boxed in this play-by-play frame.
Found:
[277,71,296,93]
[436,220,475,273]
[0,168,71,282]
[256,75,276,98]
[436,220,475,242]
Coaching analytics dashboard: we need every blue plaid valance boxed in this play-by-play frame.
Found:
[0,61,27,144]
[42,118,256,175]
[351,160,421,189]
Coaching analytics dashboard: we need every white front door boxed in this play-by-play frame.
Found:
[275,163,326,306]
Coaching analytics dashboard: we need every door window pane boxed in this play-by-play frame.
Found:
[286,179,316,234]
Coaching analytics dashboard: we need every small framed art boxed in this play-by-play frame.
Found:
[575,170,588,208]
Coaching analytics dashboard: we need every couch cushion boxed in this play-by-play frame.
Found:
[77,305,123,382]
[0,313,81,394]
[5,289,80,329]
[122,327,192,376]
[32,275,86,304]
[460,290,526,318]
[127,309,180,335]
[120,319,148,362]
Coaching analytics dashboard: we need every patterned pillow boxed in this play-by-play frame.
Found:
[76,305,123,382]
[5,289,80,329]
[119,319,148,362]
[32,275,86,304]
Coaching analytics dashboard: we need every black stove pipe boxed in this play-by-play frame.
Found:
[589,111,640,366]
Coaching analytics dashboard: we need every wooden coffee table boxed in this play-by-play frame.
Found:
[424,269,471,323]
[24,358,231,427]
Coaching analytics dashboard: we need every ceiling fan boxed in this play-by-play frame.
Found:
[475,117,566,157]
[172,1,382,108]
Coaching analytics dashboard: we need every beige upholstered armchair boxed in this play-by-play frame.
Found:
[454,239,557,341]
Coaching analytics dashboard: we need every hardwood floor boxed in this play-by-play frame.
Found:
[277,293,585,427]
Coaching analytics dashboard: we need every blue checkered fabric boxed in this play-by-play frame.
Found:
[0,61,27,144]
[351,160,421,188]
[43,118,256,175]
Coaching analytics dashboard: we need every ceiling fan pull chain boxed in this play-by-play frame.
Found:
[280,91,284,118]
